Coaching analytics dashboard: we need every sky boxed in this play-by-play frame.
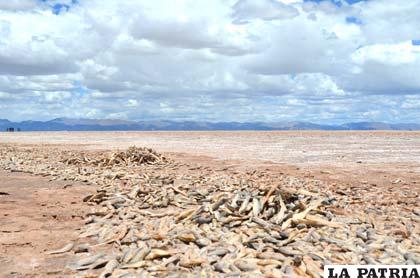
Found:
[0,0,420,123]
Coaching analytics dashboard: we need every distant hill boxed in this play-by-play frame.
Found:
[1,118,419,131]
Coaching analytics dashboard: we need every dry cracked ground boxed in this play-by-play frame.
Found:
[0,131,419,277]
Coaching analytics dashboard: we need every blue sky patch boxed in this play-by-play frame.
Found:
[52,4,70,15]
[38,0,77,15]
[304,0,366,6]
[304,0,341,6]
[346,16,362,25]
[72,81,91,97]
[345,0,366,3]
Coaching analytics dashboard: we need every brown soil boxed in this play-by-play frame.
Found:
[0,171,94,278]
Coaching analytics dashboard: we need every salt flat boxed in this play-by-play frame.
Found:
[3,131,420,188]
[2,131,420,165]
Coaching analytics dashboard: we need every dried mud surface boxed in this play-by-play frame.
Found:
[0,131,419,277]
[0,171,94,277]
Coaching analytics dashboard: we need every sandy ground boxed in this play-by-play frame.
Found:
[0,131,419,276]
[0,171,94,277]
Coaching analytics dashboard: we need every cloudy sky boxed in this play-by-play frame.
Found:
[0,0,419,123]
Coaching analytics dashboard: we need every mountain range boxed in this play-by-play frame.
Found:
[1,118,420,131]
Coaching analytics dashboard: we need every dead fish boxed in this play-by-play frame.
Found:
[252,198,262,216]
[276,247,302,257]
[208,248,229,257]
[121,248,138,264]
[176,208,196,222]
[71,253,105,269]
[300,215,343,228]
[363,255,379,265]
[262,266,285,278]
[239,194,251,214]
[73,243,90,254]
[222,216,247,225]
[213,262,230,273]
[257,259,283,266]
[160,255,180,267]
[273,194,287,224]
[194,216,213,225]
[90,258,111,270]
[130,246,151,263]
[145,249,174,260]
[303,256,322,278]
[84,216,94,224]
[99,259,119,278]
[257,252,286,262]
[177,232,196,243]
[120,261,150,269]
[231,192,241,208]
[46,242,74,255]
[404,253,420,264]
[195,237,212,247]
[179,257,206,268]
[211,196,227,211]
[252,217,275,232]
[234,259,258,272]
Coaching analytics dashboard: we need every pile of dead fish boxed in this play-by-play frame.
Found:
[66,178,338,277]
[66,170,418,277]
[62,146,168,167]
[0,146,418,277]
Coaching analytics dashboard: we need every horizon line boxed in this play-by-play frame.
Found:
[1,117,420,126]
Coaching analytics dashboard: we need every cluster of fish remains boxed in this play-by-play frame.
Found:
[0,146,419,277]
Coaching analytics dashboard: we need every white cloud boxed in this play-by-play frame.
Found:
[352,42,420,65]
[402,97,420,109]
[232,0,299,24]
[0,0,37,10]
[0,91,15,99]
[344,42,420,93]
[0,0,419,123]
[127,99,139,107]
[357,0,420,43]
